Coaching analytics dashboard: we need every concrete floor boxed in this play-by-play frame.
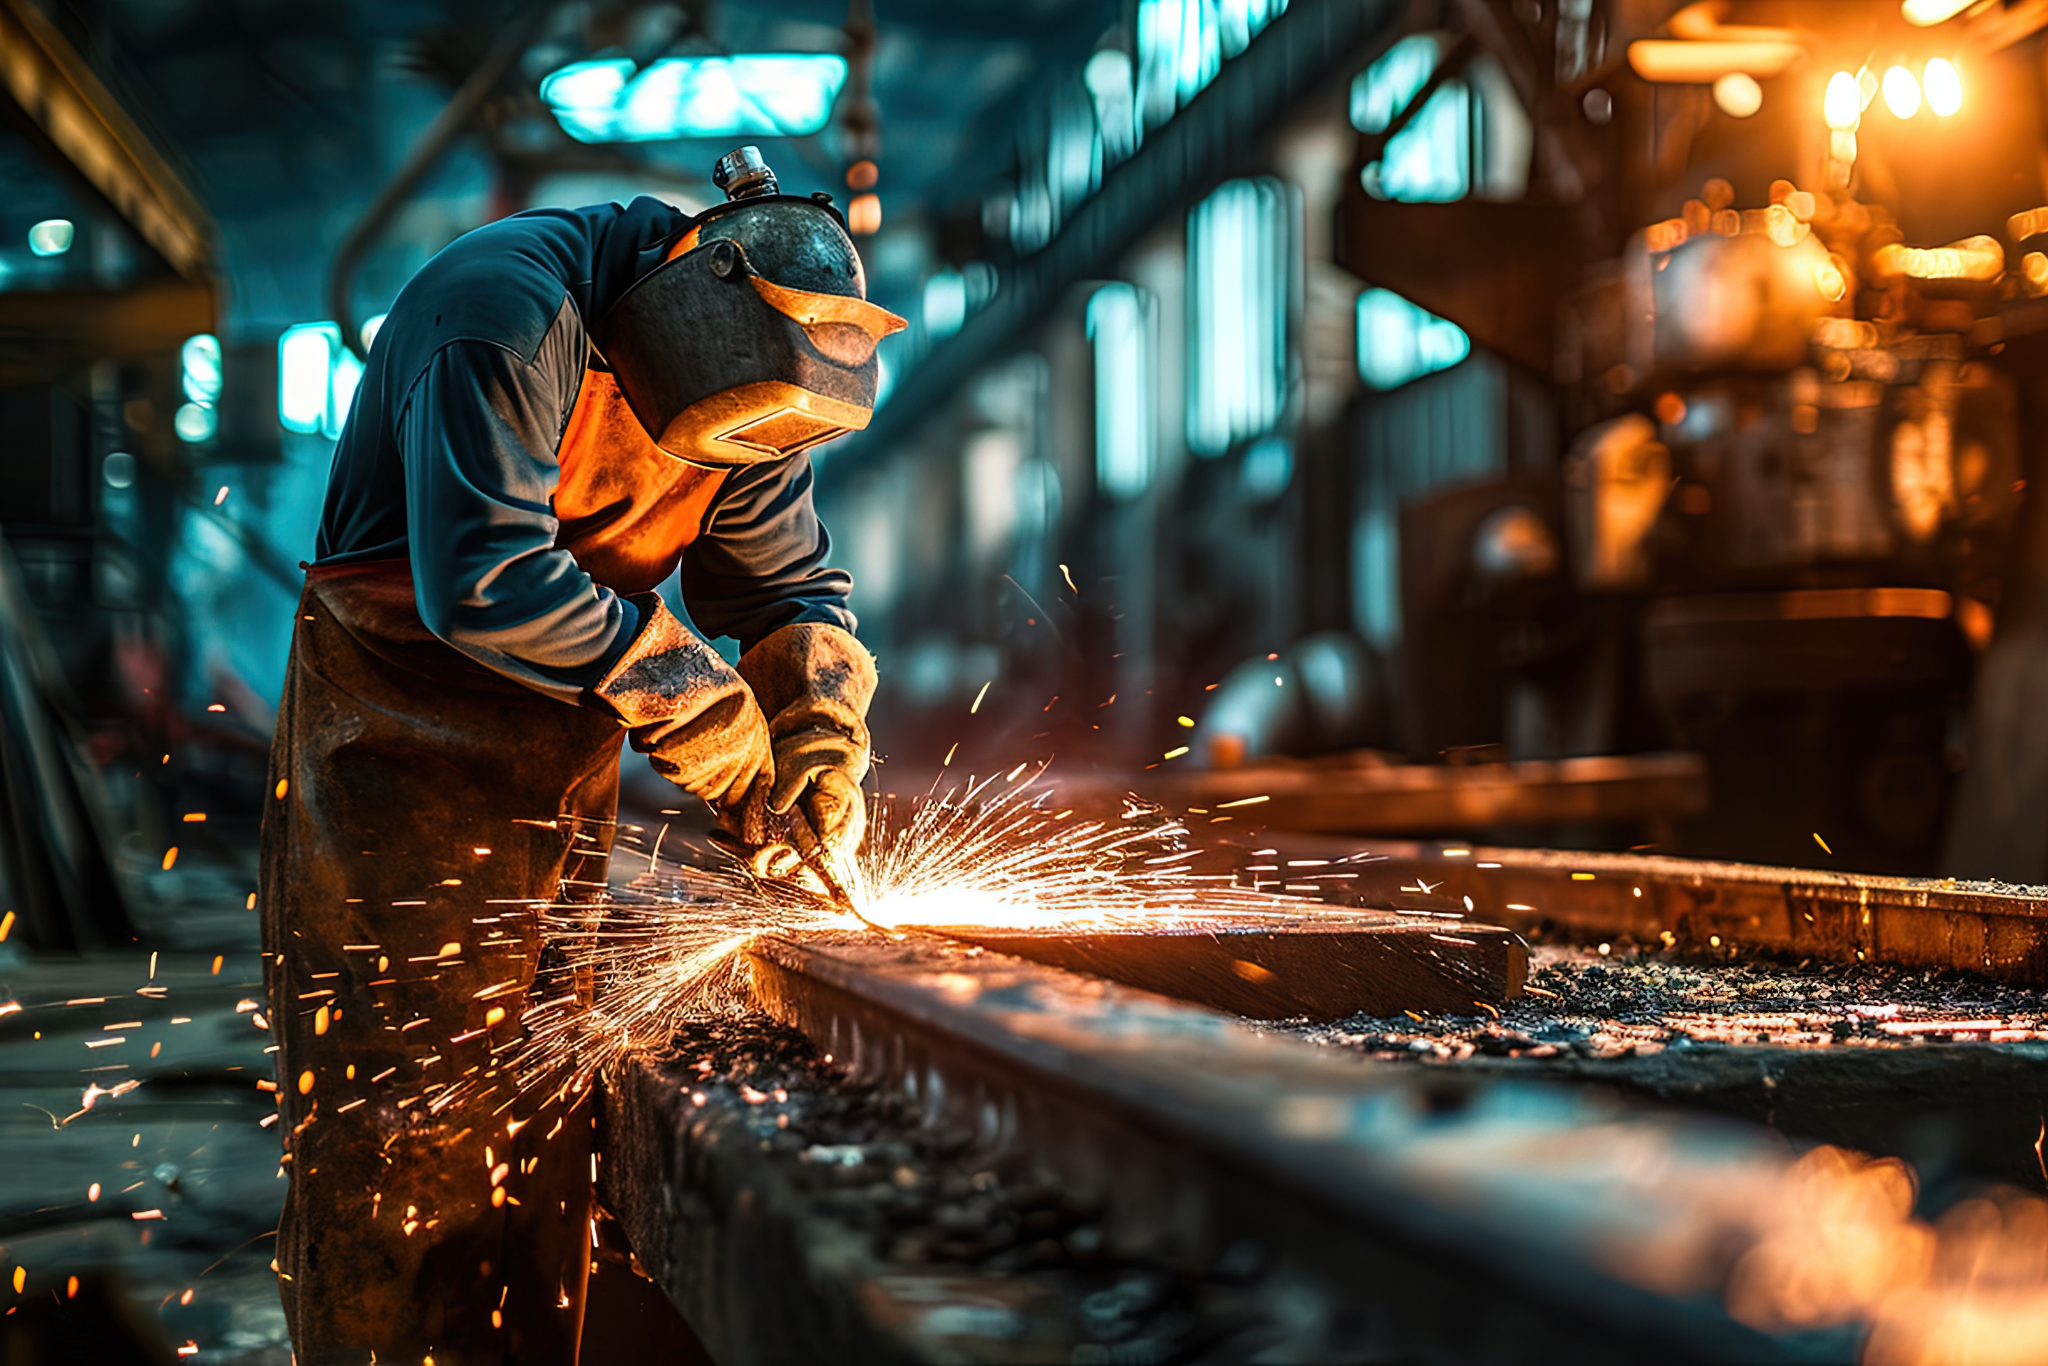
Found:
[0,846,287,1363]
[0,791,725,1364]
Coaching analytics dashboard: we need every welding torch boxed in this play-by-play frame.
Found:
[717,787,885,931]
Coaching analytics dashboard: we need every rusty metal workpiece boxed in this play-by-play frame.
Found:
[602,929,1882,1364]
[1324,842,2048,983]
[927,911,1527,1019]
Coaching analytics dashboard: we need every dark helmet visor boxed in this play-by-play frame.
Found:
[592,199,905,466]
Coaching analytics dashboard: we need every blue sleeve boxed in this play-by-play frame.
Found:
[680,453,856,653]
[399,330,639,704]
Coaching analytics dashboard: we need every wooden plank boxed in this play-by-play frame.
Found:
[929,913,1526,1019]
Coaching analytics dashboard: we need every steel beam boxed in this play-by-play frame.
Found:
[0,0,214,285]
[932,911,1526,1019]
[602,930,1896,1364]
[1321,841,2048,982]
[1147,751,1709,835]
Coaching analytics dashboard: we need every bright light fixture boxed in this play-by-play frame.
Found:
[1713,72,1762,117]
[847,192,881,236]
[278,325,334,435]
[27,219,72,256]
[173,402,216,443]
[1824,70,1862,130]
[180,334,222,406]
[540,55,848,143]
[1882,65,1920,117]
[1901,0,1974,24]
[1626,39,1801,83]
[1874,234,2003,281]
[278,322,363,439]
[1924,58,1962,115]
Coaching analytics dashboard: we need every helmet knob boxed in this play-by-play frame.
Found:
[713,147,778,201]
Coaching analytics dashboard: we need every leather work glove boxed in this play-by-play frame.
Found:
[736,622,878,873]
[594,594,772,812]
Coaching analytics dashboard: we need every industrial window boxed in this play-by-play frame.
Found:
[1350,35,1531,203]
[539,56,849,143]
[1356,289,1470,391]
[1134,0,1287,134]
[278,323,362,441]
[923,273,968,341]
[1084,51,1139,166]
[1011,78,1102,253]
[1087,283,1158,499]
[176,334,221,445]
[1186,178,1299,458]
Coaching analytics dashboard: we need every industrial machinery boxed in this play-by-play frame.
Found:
[1341,3,2048,875]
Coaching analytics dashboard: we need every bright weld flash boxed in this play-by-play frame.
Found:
[1882,66,1920,118]
[463,768,1339,1114]
[1824,71,1862,130]
[1925,58,1961,115]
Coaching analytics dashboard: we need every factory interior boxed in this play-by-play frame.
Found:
[17,0,2048,1361]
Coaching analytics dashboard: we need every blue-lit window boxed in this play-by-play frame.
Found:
[540,55,848,143]
[173,403,216,443]
[1187,178,1298,458]
[1132,0,1287,135]
[1219,0,1286,57]
[175,334,221,446]
[1351,36,1438,134]
[923,272,967,341]
[1351,37,1529,203]
[279,323,363,440]
[1012,81,1102,254]
[181,335,221,406]
[1356,289,1469,391]
[27,219,73,256]
[1373,82,1469,202]
[1136,0,1219,132]
[1087,283,1157,499]
[1084,50,1139,166]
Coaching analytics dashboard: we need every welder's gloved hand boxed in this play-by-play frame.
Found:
[736,623,878,870]
[594,594,772,812]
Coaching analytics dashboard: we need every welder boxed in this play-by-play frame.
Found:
[258,147,896,1365]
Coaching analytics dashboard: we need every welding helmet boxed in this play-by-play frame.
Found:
[592,147,906,466]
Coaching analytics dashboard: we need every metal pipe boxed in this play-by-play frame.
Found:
[326,3,557,360]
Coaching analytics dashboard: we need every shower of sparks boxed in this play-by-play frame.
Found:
[464,763,1370,1111]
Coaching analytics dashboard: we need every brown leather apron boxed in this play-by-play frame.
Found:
[259,560,626,1365]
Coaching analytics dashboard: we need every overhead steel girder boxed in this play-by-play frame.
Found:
[0,278,214,357]
[0,0,215,288]
[1338,192,1582,376]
